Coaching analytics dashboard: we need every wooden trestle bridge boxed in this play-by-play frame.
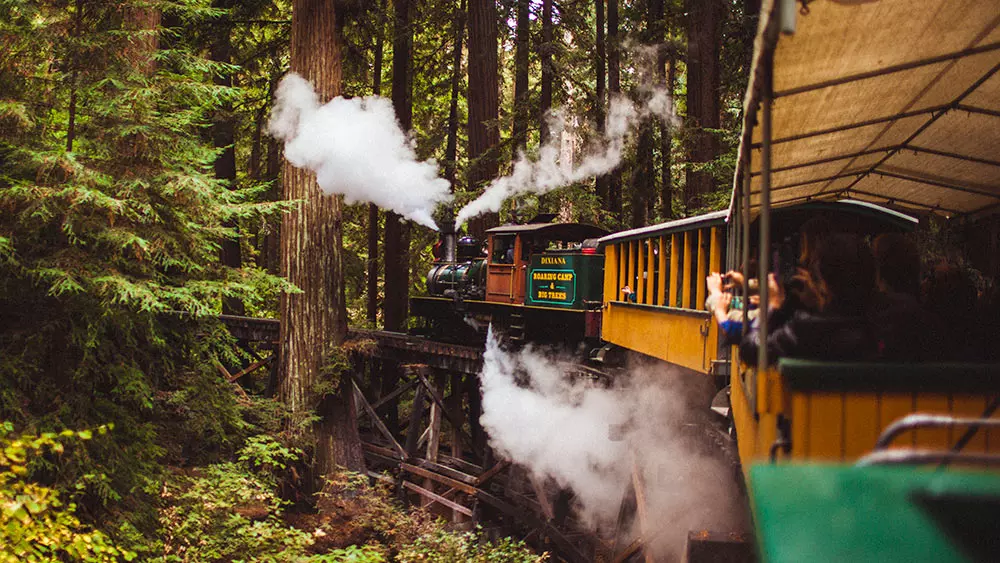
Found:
[217,315,750,563]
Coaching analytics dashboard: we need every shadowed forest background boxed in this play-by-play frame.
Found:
[0,0,766,560]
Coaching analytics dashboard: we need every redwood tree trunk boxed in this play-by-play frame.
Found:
[467,0,500,237]
[605,0,622,223]
[594,0,607,207]
[384,0,414,332]
[367,0,386,325]
[444,0,467,186]
[211,0,244,316]
[684,0,724,211]
[512,0,529,154]
[280,0,364,476]
[539,0,553,145]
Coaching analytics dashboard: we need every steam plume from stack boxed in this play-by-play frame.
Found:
[269,73,452,230]
[455,88,676,227]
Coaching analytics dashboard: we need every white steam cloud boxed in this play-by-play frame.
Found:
[478,328,746,559]
[269,73,452,230]
[455,89,677,227]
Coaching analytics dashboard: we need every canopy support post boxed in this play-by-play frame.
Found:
[755,53,774,413]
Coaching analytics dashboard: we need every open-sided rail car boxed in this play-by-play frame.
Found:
[724,0,1000,475]
[598,200,916,379]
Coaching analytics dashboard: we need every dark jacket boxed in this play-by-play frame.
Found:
[869,291,943,362]
[740,310,878,365]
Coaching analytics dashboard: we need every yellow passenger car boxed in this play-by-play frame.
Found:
[729,0,1000,470]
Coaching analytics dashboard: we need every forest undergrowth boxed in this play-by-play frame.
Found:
[2,412,546,562]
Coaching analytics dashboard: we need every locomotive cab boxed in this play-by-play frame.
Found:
[484,220,609,308]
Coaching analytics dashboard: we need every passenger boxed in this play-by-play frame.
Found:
[621,285,637,303]
[779,216,833,316]
[870,233,941,361]
[923,260,982,360]
[706,272,759,345]
[740,234,878,364]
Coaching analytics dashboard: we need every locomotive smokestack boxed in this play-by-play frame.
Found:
[439,217,457,263]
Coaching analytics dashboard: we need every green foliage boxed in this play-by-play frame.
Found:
[396,529,548,563]
[0,0,293,523]
[238,434,303,474]
[153,462,313,562]
[0,422,135,562]
[307,546,386,563]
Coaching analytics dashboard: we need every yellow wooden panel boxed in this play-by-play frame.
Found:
[603,244,617,307]
[657,236,667,306]
[915,394,951,449]
[805,392,845,461]
[879,393,915,449]
[639,241,648,304]
[626,241,635,296]
[790,392,810,461]
[949,394,987,454]
[618,243,626,298]
[669,234,680,307]
[601,302,712,373]
[843,394,881,460]
[645,240,655,305]
[710,226,723,272]
[758,412,780,462]
[695,229,706,308]
[731,364,758,472]
[682,232,693,308]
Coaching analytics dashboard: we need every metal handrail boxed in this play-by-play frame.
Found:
[874,414,1000,450]
[856,449,1000,468]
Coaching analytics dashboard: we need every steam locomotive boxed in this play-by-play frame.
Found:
[410,215,608,346]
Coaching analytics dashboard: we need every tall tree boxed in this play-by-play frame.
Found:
[539,0,554,145]
[211,0,244,316]
[605,0,622,223]
[467,0,500,236]
[512,0,530,153]
[594,0,607,207]
[280,0,364,476]
[658,0,678,220]
[444,0,467,186]
[384,0,413,332]
[684,0,724,211]
[367,0,386,325]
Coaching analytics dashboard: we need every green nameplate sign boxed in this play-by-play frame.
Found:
[529,269,576,305]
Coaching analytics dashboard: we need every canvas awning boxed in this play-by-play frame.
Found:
[734,0,1000,220]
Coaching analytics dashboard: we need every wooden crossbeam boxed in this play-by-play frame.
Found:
[371,380,417,411]
[530,474,555,520]
[353,381,406,458]
[402,481,473,517]
[415,458,478,486]
[400,462,479,495]
[226,356,273,383]
[410,368,482,458]
[475,460,510,486]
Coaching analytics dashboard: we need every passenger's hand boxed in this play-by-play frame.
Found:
[707,272,723,295]
[713,291,732,324]
[790,267,822,312]
[767,273,784,310]
[724,270,745,290]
